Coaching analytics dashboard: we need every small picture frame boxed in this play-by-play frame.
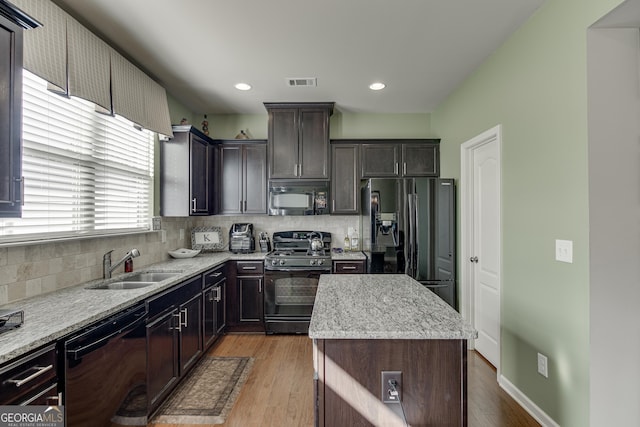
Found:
[191,226,225,251]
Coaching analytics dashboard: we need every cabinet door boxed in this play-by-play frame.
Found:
[361,144,400,178]
[0,16,24,217]
[299,109,329,179]
[203,287,216,349]
[220,145,243,214]
[147,310,179,411]
[244,144,267,214]
[402,144,439,177]
[239,277,264,323]
[189,136,210,214]
[331,144,359,214]
[179,293,203,375]
[268,109,299,178]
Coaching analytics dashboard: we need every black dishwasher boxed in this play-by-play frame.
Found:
[64,303,147,427]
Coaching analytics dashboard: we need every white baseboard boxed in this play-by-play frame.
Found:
[498,374,560,427]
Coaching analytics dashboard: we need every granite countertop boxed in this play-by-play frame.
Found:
[0,251,266,364]
[309,274,477,340]
[330,251,367,260]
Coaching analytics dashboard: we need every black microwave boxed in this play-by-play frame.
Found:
[268,181,329,216]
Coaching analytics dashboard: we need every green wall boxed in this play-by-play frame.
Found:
[430,0,622,425]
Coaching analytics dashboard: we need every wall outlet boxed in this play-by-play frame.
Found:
[537,352,548,378]
[555,239,573,263]
[381,371,402,403]
[152,216,161,231]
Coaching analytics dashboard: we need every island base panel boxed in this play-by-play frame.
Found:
[315,339,467,427]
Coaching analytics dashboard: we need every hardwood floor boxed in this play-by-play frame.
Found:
[150,334,540,427]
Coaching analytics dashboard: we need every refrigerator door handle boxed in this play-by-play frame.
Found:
[407,193,416,277]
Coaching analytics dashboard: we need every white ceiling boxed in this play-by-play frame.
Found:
[53,0,544,115]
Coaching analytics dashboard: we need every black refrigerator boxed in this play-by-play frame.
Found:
[361,178,457,309]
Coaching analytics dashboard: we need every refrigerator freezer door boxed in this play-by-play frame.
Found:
[414,179,455,283]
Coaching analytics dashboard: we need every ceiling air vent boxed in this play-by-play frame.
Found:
[286,77,317,87]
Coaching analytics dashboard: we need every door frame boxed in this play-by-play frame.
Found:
[460,124,502,373]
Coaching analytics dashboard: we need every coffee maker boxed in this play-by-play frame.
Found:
[229,223,255,253]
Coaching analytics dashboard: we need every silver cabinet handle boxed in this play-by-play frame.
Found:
[298,164,302,177]
[6,365,53,387]
[394,163,398,175]
[172,312,182,331]
[293,164,298,176]
[181,308,188,327]
[191,198,197,212]
[470,256,478,263]
[403,162,407,175]
[242,266,257,270]
[342,266,357,270]
[214,286,222,302]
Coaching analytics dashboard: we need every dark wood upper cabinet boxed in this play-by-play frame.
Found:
[360,143,400,177]
[265,102,334,180]
[0,3,39,218]
[402,143,439,176]
[217,140,267,215]
[331,143,360,215]
[161,125,217,216]
[360,139,440,178]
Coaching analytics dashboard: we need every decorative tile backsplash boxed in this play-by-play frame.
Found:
[192,215,360,252]
[0,217,190,306]
[0,215,359,306]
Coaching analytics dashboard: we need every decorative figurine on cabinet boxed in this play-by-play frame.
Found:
[201,115,209,135]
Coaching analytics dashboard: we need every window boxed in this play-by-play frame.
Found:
[0,70,154,242]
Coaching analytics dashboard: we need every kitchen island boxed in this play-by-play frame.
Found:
[309,274,477,426]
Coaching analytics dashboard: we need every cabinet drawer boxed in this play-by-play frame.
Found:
[203,264,226,288]
[0,344,57,405]
[147,275,201,318]
[333,261,365,274]
[236,261,264,275]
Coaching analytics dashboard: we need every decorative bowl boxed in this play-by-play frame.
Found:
[168,248,201,259]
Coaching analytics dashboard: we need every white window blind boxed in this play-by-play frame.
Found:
[0,71,154,242]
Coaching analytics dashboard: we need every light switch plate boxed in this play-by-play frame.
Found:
[555,239,573,263]
[537,352,548,378]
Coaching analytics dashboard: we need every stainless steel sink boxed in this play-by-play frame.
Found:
[86,271,182,290]
[90,281,157,290]
[123,272,181,282]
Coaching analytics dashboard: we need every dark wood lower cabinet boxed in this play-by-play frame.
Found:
[226,261,265,333]
[315,339,467,426]
[146,276,203,414]
[146,309,179,411]
[179,293,203,374]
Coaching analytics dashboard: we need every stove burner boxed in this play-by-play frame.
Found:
[266,230,332,271]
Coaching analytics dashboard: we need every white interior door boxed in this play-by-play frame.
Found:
[461,125,502,370]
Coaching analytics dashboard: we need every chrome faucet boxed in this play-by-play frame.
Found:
[103,248,140,279]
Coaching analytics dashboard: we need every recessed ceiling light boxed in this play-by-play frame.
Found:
[235,83,252,91]
[369,82,386,91]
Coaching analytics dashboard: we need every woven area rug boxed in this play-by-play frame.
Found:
[151,356,254,425]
